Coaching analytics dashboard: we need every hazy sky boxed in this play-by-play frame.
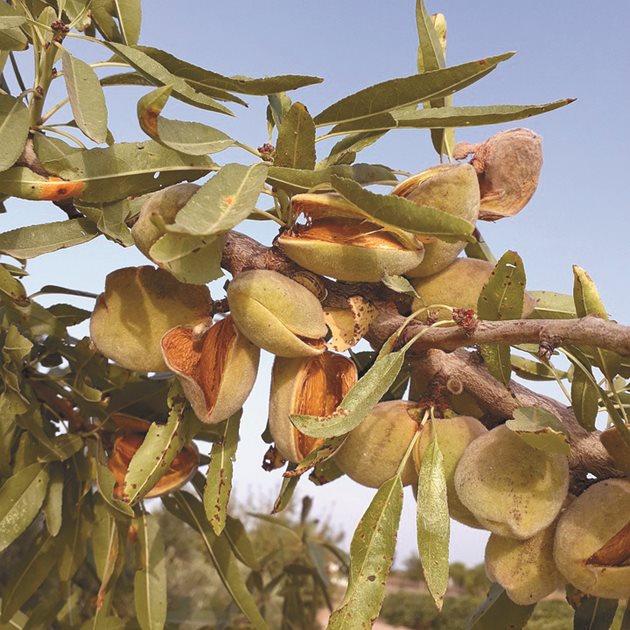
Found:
[2,1,630,567]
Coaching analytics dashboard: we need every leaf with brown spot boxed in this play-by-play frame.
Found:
[324,296,377,352]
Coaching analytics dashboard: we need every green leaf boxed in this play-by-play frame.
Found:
[43,141,215,203]
[284,435,346,478]
[0,463,49,552]
[291,343,406,439]
[530,290,577,319]
[0,219,99,259]
[104,42,234,115]
[331,175,475,241]
[416,0,445,71]
[572,596,619,630]
[0,264,28,305]
[0,4,27,51]
[467,583,535,629]
[0,94,29,173]
[465,230,497,264]
[47,303,92,327]
[136,85,235,156]
[43,461,64,536]
[166,163,268,236]
[134,511,167,630]
[571,368,599,431]
[113,0,141,45]
[134,45,323,96]
[162,492,270,630]
[123,397,189,504]
[77,198,136,247]
[93,442,135,518]
[0,532,61,623]
[57,491,92,582]
[477,251,527,385]
[274,102,316,169]
[204,410,241,535]
[149,232,224,285]
[573,265,620,380]
[0,2,26,30]
[223,515,261,571]
[62,52,109,144]
[267,163,395,195]
[317,130,387,169]
[314,52,514,126]
[271,473,299,515]
[325,101,573,137]
[510,355,565,381]
[506,406,570,455]
[92,498,123,613]
[382,273,419,297]
[327,476,403,629]
[416,427,449,611]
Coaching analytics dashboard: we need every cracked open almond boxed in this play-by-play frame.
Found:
[269,351,357,462]
[108,433,199,499]
[277,193,424,282]
[90,266,212,373]
[553,478,630,599]
[161,315,260,424]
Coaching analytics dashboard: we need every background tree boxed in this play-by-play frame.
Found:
[0,1,628,629]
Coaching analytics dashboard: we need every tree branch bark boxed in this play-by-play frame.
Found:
[221,230,627,482]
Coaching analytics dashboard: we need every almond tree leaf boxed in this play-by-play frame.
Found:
[290,345,406,439]
[57,491,92,582]
[204,410,241,535]
[134,45,323,95]
[327,476,403,629]
[0,4,27,51]
[317,131,386,169]
[123,397,189,505]
[382,273,419,297]
[314,52,514,126]
[0,463,49,552]
[166,162,268,236]
[0,531,61,623]
[223,515,261,571]
[529,290,577,319]
[416,0,445,71]
[477,251,526,385]
[572,596,619,630]
[274,102,316,169]
[331,175,474,241]
[271,472,300,515]
[267,163,395,195]
[467,583,535,629]
[148,232,224,285]
[156,118,235,156]
[43,461,64,536]
[510,355,565,381]
[0,263,28,304]
[0,94,29,172]
[113,0,141,45]
[325,101,572,137]
[62,52,108,144]
[0,219,99,259]
[416,428,449,611]
[134,511,167,630]
[136,85,235,156]
[573,265,621,380]
[93,442,135,518]
[77,199,134,246]
[42,141,216,203]
[571,368,599,431]
[162,491,270,630]
[506,406,571,455]
[104,42,233,115]
[92,498,123,612]
[0,2,26,29]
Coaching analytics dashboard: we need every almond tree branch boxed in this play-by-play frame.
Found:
[221,230,626,481]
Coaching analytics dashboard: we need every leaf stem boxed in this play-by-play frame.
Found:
[40,96,69,123]
[9,52,26,94]
[37,125,87,148]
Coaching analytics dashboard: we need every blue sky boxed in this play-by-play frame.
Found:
[3,1,630,566]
